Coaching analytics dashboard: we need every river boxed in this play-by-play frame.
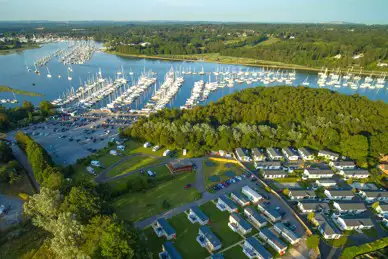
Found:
[0,42,387,109]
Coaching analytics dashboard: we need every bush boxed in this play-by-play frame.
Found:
[162,200,171,209]
[18,193,29,200]
[340,237,388,259]
[282,188,290,196]
[306,234,320,249]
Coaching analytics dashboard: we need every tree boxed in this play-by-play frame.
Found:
[372,201,380,211]
[24,187,62,229]
[307,212,315,222]
[60,187,101,223]
[39,101,54,116]
[306,234,320,249]
[340,135,368,160]
[282,188,290,197]
[41,167,64,190]
[48,212,86,258]
[99,219,135,258]
[0,141,13,162]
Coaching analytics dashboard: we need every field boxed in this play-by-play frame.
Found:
[203,158,245,188]
[143,201,246,259]
[107,165,171,193]
[113,172,198,222]
[106,155,164,178]
[223,244,246,259]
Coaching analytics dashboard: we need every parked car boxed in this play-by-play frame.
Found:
[184,184,192,189]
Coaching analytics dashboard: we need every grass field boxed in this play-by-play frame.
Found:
[169,213,211,259]
[200,203,243,247]
[107,165,171,193]
[203,158,244,188]
[223,244,245,259]
[123,140,187,158]
[113,172,198,222]
[106,155,163,178]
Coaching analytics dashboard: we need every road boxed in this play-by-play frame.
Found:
[10,144,40,192]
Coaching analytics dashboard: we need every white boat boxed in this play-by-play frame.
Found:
[46,67,52,78]
[302,76,310,86]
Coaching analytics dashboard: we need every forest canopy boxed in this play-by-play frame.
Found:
[124,86,388,163]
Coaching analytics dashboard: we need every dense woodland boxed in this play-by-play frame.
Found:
[101,24,388,71]
[124,86,388,164]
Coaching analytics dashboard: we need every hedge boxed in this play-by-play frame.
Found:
[340,237,388,259]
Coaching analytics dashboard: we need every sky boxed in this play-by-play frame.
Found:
[0,0,387,24]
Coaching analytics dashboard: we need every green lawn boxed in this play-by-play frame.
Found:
[123,140,189,159]
[169,213,210,259]
[113,172,198,222]
[107,165,172,193]
[143,227,166,259]
[203,158,244,188]
[200,203,243,247]
[223,244,245,259]
[106,155,164,178]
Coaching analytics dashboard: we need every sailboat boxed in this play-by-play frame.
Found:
[34,63,40,75]
[68,71,72,81]
[302,76,310,86]
[47,67,52,78]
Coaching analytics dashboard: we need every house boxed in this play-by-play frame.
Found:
[266,148,283,161]
[231,192,250,207]
[197,226,222,251]
[228,212,253,235]
[211,254,224,259]
[217,195,238,213]
[117,145,125,151]
[109,150,118,156]
[262,170,288,179]
[167,160,193,174]
[315,213,342,240]
[159,242,182,259]
[318,150,339,161]
[332,201,367,214]
[330,161,356,171]
[259,228,287,255]
[188,206,209,225]
[359,190,388,203]
[374,203,388,216]
[243,237,273,259]
[257,202,282,222]
[254,161,282,170]
[235,148,251,162]
[244,207,268,228]
[334,215,374,231]
[303,168,334,179]
[315,179,337,187]
[153,145,160,151]
[251,148,265,162]
[283,160,304,173]
[86,166,95,175]
[144,142,151,148]
[288,189,316,200]
[297,201,330,214]
[153,218,176,240]
[242,186,262,204]
[282,147,299,161]
[298,147,315,161]
[324,189,354,200]
[339,169,369,179]
[273,222,301,245]
[163,150,171,157]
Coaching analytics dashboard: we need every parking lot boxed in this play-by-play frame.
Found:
[7,113,135,166]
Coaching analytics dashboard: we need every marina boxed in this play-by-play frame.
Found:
[0,41,387,112]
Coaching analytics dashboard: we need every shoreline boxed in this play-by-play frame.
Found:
[0,45,40,55]
[0,86,43,97]
[106,51,387,76]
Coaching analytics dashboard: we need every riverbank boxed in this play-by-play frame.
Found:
[0,45,40,55]
[0,86,43,97]
[107,51,387,76]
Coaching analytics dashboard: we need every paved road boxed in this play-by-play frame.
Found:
[193,158,206,193]
[0,195,24,230]
[10,145,40,192]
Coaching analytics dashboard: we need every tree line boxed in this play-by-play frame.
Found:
[0,100,55,132]
[123,86,388,165]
